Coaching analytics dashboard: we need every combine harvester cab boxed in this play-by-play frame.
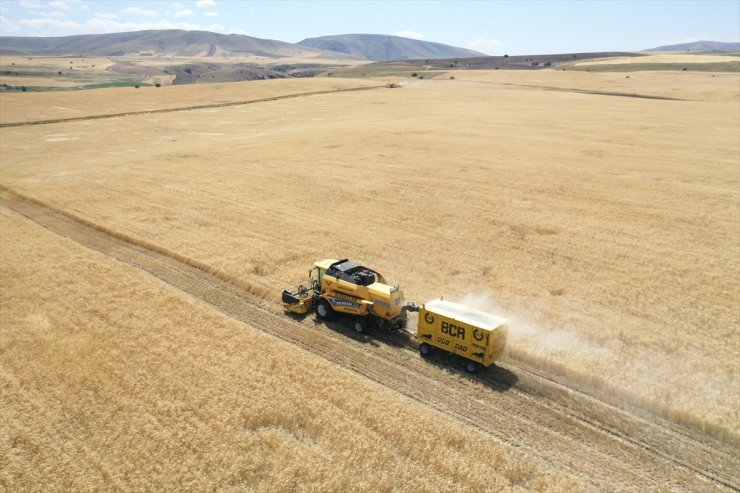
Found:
[417,299,508,373]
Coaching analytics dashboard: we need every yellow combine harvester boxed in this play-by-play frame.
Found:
[283,258,508,373]
[282,258,409,333]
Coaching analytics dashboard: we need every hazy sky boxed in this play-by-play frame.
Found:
[0,0,738,55]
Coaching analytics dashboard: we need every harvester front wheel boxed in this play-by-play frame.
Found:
[464,361,479,374]
[316,299,334,320]
[419,343,431,356]
[353,319,366,334]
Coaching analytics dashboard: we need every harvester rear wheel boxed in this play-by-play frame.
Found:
[419,343,431,356]
[464,361,479,374]
[353,319,366,334]
[316,299,334,320]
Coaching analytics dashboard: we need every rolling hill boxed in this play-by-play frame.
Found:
[0,29,360,59]
[298,34,484,61]
[648,40,740,52]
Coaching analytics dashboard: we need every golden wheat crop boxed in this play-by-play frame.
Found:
[0,208,578,491]
[445,68,740,101]
[0,70,738,442]
[0,77,380,125]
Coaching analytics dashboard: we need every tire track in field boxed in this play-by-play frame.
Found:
[0,85,383,128]
[2,191,738,492]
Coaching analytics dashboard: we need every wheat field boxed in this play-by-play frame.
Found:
[1,66,739,488]
[0,207,578,491]
[443,68,740,101]
[2,70,738,435]
[0,77,379,124]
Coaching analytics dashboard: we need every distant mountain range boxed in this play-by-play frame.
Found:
[648,40,740,52]
[0,29,483,62]
[3,29,735,67]
[0,29,352,59]
[298,34,484,61]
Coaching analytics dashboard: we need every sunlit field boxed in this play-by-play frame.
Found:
[1,65,738,454]
[1,208,578,491]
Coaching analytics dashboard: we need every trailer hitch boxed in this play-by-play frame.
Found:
[403,303,419,313]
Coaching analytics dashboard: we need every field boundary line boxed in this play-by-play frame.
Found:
[0,85,383,128]
[457,79,687,100]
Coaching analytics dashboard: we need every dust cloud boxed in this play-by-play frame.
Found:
[456,292,611,359]
[452,292,738,436]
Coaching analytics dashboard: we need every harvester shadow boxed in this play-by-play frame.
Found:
[283,311,311,323]
[282,311,386,346]
[312,316,411,348]
[420,351,518,393]
[284,311,516,392]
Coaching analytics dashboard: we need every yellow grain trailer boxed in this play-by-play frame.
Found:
[417,299,508,373]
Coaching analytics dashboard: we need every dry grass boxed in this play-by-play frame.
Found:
[0,72,738,441]
[0,76,87,87]
[0,208,578,491]
[0,55,116,69]
[0,56,126,90]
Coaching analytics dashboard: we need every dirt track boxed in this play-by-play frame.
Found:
[2,191,738,492]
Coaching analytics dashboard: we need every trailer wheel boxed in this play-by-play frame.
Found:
[316,299,334,320]
[465,361,479,374]
[419,343,432,356]
[353,319,366,334]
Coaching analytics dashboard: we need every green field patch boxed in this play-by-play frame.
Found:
[2,81,154,92]
[0,69,63,77]
[330,66,447,79]
[0,63,146,87]
[82,81,153,89]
